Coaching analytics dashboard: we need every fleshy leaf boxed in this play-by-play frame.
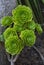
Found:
[0,35,4,42]
[13,24,24,33]
[36,23,43,34]
[27,20,36,30]
[3,27,17,40]
[20,29,36,47]
[12,5,33,25]
[5,35,24,55]
[1,16,13,26]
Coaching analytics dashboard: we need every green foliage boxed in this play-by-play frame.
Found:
[42,0,44,3]
[1,5,43,55]
[12,5,33,25]
[20,30,36,47]
[0,35,4,42]
[3,27,17,40]
[13,24,24,33]
[5,35,24,55]
[27,20,36,30]
[1,16,12,26]
[36,23,43,34]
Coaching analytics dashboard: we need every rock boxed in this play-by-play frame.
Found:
[0,42,10,65]
[0,0,18,65]
[0,0,18,19]
[0,0,18,34]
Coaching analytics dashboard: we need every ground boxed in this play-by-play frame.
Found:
[15,32,44,65]
[0,32,44,65]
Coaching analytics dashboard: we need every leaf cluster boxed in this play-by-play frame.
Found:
[1,5,43,55]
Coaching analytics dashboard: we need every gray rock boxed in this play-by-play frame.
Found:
[0,0,18,18]
[0,43,10,65]
[0,0,18,34]
[0,0,18,65]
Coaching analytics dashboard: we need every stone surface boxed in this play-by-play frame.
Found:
[0,0,18,34]
[0,0,17,19]
[0,42,10,65]
[0,0,17,65]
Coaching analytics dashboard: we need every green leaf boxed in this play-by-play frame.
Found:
[13,24,24,33]
[27,20,36,31]
[24,0,31,7]
[5,35,24,55]
[0,35,4,42]
[12,5,33,25]
[33,0,43,23]
[42,0,44,3]
[1,16,13,26]
[3,27,17,40]
[36,23,43,34]
[20,29,36,47]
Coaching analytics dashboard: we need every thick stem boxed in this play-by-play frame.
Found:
[10,55,19,65]
[7,54,19,65]
[11,61,14,65]
[7,55,14,65]
[11,56,14,65]
[13,54,19,62]
[33,46,44,63]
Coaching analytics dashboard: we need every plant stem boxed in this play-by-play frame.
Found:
[11,60,14,65]
[13,54,19,62]
[10,55,14,65]
[24,0,31,7]
[17,0,22,5]
[7,53,19,65]
[0,34,4,42]
[33,46,44,63]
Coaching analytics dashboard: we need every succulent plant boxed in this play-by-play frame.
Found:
[27,20,36,31]
[3,27,17,40]
[1,5,43,56]
[12,5,33,25]
[13,24,24,33]
[36,23,43,34]
[0,4,43,65]
[20,29,36,47]
[1,16,12,26]
[5,35,24,55]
